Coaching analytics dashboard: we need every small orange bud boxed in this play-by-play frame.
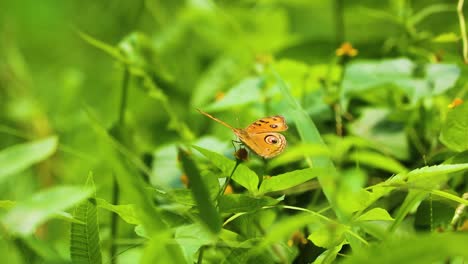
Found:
[336,42,358,57]
[180,174,189,187]
[448,98,463,108]
[215,91,225,101]
[224,184,234,195]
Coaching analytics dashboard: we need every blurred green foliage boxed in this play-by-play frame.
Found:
[1,0,468,263]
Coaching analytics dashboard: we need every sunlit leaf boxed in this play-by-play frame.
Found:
[0,136,58,183]
[342,233,468,264]
[2,186,93,236]
[355,208,394,222]
[259,168,326,194]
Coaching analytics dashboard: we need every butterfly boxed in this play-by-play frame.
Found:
[197,109,288,158]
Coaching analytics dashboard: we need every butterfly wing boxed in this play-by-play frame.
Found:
[235,130,286,158]
[245,116,288,133]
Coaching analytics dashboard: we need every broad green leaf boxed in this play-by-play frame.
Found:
[342,233,468,264]
[348,108,408,160]
[348,150,407,174]
[179,148,221,234]
[204,77,263,112]
[308,222,347,248]
[2,186,93,236]
[440,102,468,152]
[174,224,216,263]
[70,174,102,264]
[355,208,394,222]
[192,145,259,193]
[218,194,279,214]
[0,136,58,182]
[259,168,326,194]
[96,198,140,225]
[341,58,415,109]
[426,64,460,95]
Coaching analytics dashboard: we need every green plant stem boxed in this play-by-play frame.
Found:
[458,0,468,63]
[217,159,240,200]
[110,66,130,263]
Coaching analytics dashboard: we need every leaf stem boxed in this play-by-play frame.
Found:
[110,66,130,263]
[458,0,468,63]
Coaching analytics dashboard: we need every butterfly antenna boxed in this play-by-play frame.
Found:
[196,108,235,130]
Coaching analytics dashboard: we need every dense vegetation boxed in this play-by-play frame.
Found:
[1,1,468,263]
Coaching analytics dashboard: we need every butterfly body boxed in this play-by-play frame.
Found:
[197,109,288,158]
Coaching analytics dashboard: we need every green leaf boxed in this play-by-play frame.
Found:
[192,145,259,193]
[204,77,263,112]
[348,150,407,174]
[313,243,345,264]
[355,208,394,221]
[308,222,347,248]
[440,102,468,152]
[342,233,468,264]
[96,198,140,225]
[2,185,93,236]
[218,194,279,214]
[179,148,221,234]
[432,32,459,42]
[0,136,58,183]
[174,224,216,263]
[70,174,102,264]
[426,64,460,95]
[348,108,408,160]
[259,168,325,194]
[341,58,415,109]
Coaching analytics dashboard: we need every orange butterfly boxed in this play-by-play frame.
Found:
[197,109,288,158]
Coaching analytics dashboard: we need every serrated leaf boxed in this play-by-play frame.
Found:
[0,136,58,183]
[70,174,102,264]
[356,208,394,221]
[179,149,221,234]
[2,186,93,236]
[342,233,468,264]
[259,167,325,194]
[192,145,259,193]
